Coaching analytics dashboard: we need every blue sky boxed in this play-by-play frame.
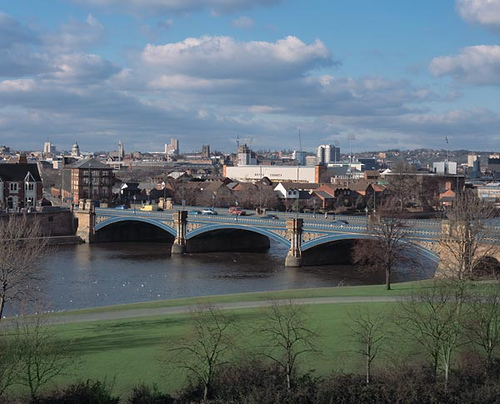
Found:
[1,0,500,154]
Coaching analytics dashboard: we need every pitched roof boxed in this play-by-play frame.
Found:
[0,163,42,182]
[67,158,111,170]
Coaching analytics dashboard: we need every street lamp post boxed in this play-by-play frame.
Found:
[133,194,136,214]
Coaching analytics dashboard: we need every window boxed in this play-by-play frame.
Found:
[9,182,18,192]
[25,182,34,191]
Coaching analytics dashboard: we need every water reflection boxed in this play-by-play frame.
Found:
[37,240,433,313]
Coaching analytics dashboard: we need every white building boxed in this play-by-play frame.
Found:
[317,144,340,164]
[224,165,318,183]
[433,161,457,175]
[165,138,179,156]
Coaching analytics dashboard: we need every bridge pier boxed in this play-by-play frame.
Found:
[171,210,187,254]
[74,199,95,243]
[285,218,303,267]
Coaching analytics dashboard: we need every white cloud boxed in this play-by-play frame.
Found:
[48,53,120,84]
[44,14,105,52]
[429,45,500,85]
[72,0,282,14]
[141,36,333,80]
[457,0,500,29]
[231,16,254,29]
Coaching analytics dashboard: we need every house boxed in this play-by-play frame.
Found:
[0,157,42,210]
[439,181,456,207]
[274,182,320,200]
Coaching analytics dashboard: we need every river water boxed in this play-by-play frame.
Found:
[30,241,434,313]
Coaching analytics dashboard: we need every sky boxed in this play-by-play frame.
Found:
[1,0,500,154]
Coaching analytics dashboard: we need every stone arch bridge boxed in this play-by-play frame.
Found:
[75,206,453,268]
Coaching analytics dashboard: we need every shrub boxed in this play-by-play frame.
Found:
[127,383,174,404]
[35,380,119,404]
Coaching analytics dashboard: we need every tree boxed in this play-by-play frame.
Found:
[463,283,500,368]
[12,305,73,399]
[353,203,417,290]
[348,309,389,384]
[398,280,468,389]
[164,304,235,401]
[258,299,320,391]
[0,215,48,320]
[440,191,498,279]
[386,161,418,212]
[0,335,17,398]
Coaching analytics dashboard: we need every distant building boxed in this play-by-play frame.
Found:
[202,145,210,158]
[292,151,307,166]
[62,158,114,204]
[224,165,328,183]
[43,141,56,157]
[237,144,257,166]
[317,145,340,164]
[487,155,500,173]
[0,158,42,209]
[433,161,457,175]
[165,138,179,157]
[71,142,81,157]
[468,154,479,168]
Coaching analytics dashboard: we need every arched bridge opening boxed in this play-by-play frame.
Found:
[301,240,356,266]
[186,229,271,253]
[472,256,500,279]
[301,234,439,279]
[95,220,175,243]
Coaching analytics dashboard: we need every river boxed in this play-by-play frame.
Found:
[28,241,434,313]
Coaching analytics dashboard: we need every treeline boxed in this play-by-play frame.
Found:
[3,280,500,403]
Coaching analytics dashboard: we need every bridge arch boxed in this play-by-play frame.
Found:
[186,223,291,249]
[95,216,176,238]
[302,234,440,265]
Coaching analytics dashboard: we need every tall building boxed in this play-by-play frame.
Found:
[237,144,256,166]
[43,141,56,156]
[202,145,210,158]
[292,150,307,166]
[317,145,340,164]
[165,138,179,156]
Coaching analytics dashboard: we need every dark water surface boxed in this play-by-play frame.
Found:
[37,241,432,312]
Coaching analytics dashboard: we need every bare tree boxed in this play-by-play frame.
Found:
[441,191,498,279]
[0,215,48,320]
[12,304,73,399]
[463,283,500,368]
[398,280,468,389]
[348,309,389,384]
[0,335,17,398]
[164,304,235,401]
[353,204,417,290]
[386,161,418,212]
[258,300,320,391]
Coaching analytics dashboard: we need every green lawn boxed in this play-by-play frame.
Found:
[11,301,398,398]
[6,279,493,399]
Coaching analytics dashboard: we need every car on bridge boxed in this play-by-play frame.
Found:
[114,205,129,210]
[189,210,202,215]
[264,214,279,220]
[228,206,246,216]
[202,208,218,215]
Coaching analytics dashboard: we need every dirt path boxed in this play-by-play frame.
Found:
[40,296,400,325]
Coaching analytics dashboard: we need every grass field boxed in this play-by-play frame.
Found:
[3,280,479,399]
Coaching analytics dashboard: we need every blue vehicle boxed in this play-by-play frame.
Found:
[114,205,129,210]
[189,210,202,215]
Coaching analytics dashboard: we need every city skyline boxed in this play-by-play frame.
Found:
[1,0,499,153]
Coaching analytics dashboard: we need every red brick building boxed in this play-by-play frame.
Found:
[62,159,114,204]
